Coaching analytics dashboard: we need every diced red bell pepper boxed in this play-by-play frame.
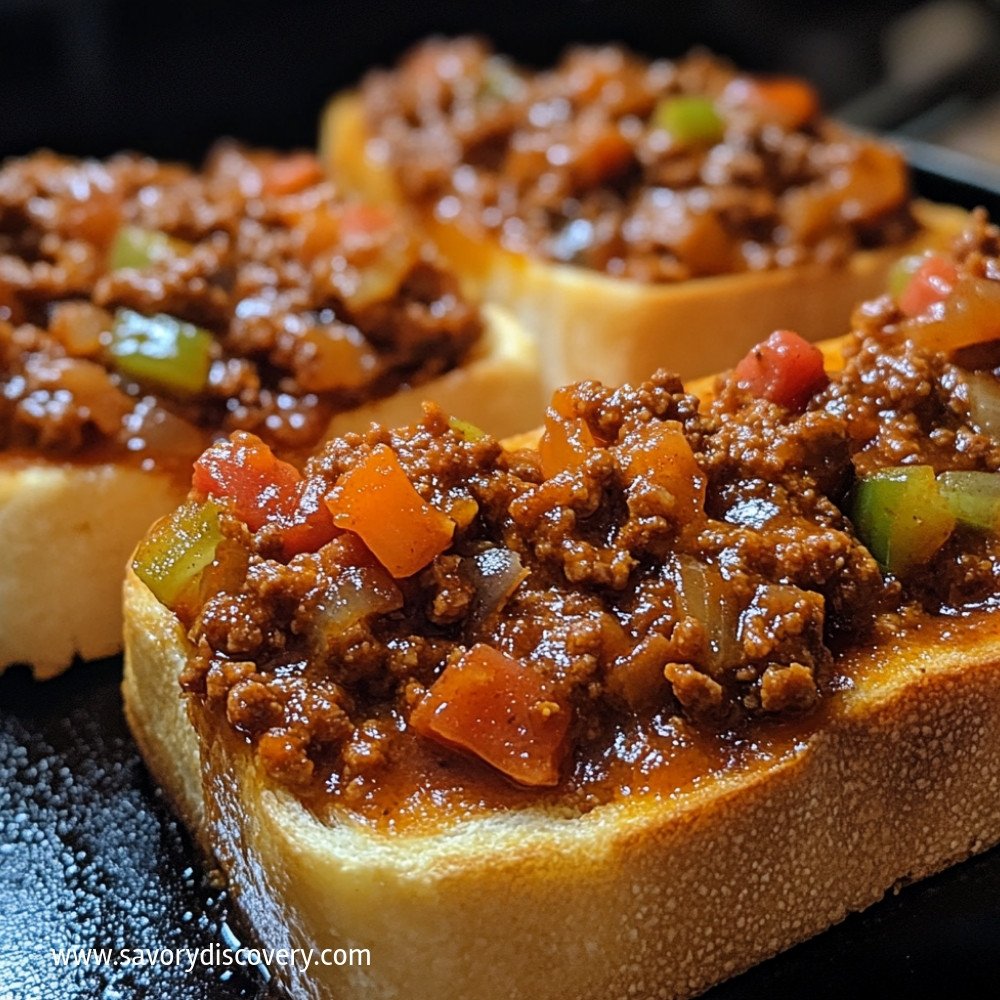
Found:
[733,329,828,411]
[193,432,302,531]
[409,644,570,787]
[898,255,958,318]
[326,444,455,578]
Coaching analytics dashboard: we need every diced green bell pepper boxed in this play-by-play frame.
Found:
[109,225,191,270]
[109,308,213,394]
[132,500,223,611]
[938,470,1000,533]
[851,465,956,576]
[448,415,487,442]
[651,96,724,145]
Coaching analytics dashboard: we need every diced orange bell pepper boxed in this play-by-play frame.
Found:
[410,644,570,787]
[539,411,597,479]
[327,444,455,578]
[746,77,819,128]
[622,420,706,520]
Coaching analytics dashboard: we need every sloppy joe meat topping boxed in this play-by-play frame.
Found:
[361,38,916,280]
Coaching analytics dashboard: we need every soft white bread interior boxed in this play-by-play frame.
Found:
[4,303,539,679]
[123,541,1000,1000]
[321,93,969,388]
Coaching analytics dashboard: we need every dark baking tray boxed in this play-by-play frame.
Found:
[3,159,1000,1000]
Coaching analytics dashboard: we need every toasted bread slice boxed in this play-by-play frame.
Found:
[320,93,968,388]
[123,559,1000,1000]
[3,304,539,678]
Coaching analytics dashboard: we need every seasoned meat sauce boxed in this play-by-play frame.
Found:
[360,38,916,280]
[0,146,480,471]
[178,218,1000,829]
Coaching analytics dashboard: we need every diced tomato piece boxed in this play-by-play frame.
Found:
[326,444,455,578]
[898,255,958,318]
[338,201,397,241]
[276,475,339,559]
[733,329,828,411]
[622,420,706,520]
[410,644,570,787]
[192,431,302,531]
[259,153,324,197]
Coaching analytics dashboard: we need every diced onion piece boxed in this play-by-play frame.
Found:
[132,500,223,615]
[109,226,192,271]
[109,309,214,395]
[851,466,956,576]
[311,547,403,642]
[463,547,528,625]
[938,471,1000,533]
[966,371,1000,439]
[410,644,569,787]
[668,555,741,672]
[621,420,706,521]
[327,444,455,578]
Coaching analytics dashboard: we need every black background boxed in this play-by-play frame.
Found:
[3,2,1000,998]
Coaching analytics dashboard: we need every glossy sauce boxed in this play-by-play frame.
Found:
[286,608,1000,835]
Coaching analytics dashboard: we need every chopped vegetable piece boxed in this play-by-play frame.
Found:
[259,152,324,197]
[898,255,958,318]
[887,254,925,298]
[448,415,487,442]
[109,225,191,270]
[109,308,213,394]
[733,76,820,128]
[192,431,303,532]
[904,276,1000,355]
[669,555,740,671]
[938,471,1000,533]
[539,411,596,478]
[327,444,455,578]
[309,536,404,647]
[621,420,706,520]
[409,644,570,787]
[966,372,1000,440]
[462,547,528,626]
[651,96,724,145]
[132,500,223,614]
[733,329,828,411]
[851,466,956,576]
